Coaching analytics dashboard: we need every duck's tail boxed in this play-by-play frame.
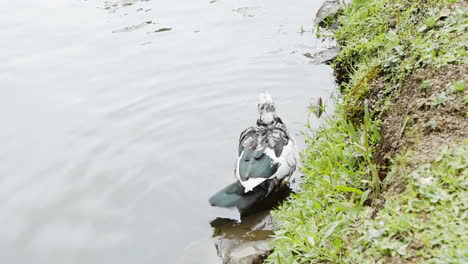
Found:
[209,181,265,211]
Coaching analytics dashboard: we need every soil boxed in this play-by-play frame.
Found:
[372,65,468,172]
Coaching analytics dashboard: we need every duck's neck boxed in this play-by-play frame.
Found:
[257,112,277,127]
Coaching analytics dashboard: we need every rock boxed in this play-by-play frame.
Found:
[228,240,272,264]
[314,0,343,25]
[210,186,292,263]
[213,238,273,264]
[211,210,276,264]
[304,47,339,64]
[252,214,276,231]
[438,7,451,19]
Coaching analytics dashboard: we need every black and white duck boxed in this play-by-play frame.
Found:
[209,92,299,211]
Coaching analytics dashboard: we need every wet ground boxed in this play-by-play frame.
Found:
[0,0,335,263]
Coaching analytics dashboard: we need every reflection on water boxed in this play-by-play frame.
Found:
[209,186,292,262]
[0,0,335,263]
[211,211,274,263]
[112,20,155,33]
[103,0,153,13]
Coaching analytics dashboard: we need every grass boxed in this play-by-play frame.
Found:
[335,0,467,119]
[267,140,467,263]
[266,0,468,263]
[349,145,468,263]
[266,102,381,263]
[335,0,467,82]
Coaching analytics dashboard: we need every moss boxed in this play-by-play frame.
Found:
[344,66,381,122]
[334,0,467,90]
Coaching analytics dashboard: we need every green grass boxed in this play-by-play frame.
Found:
[266,0,468,263]
[266,102,381,263]
[347,145,468,263]
[335,0,467,119]
[267,140,467,263]
[335,0,467,85]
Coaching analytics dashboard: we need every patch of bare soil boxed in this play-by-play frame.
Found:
[374,65,468,171]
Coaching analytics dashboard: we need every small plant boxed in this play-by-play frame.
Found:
[348,145,468,263]
[422,79,433,93]
[426,119,438,130]
[426,91,454,107]
[448,79,466,93]
[308,97,325,118]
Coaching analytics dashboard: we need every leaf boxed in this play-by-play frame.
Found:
[360,189,372,206]
[335,185,364,195]
[418,25,428,32]
[154,27,172,33]
[321,221,340,244]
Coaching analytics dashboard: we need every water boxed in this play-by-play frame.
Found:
[0,0,335,263]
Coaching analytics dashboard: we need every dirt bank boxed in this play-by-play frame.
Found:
[265,0,467,263]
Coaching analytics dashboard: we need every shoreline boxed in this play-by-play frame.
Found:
[266,0,467,263]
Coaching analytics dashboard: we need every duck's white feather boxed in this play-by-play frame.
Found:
[233,92,298,194]
[235,136,298,193]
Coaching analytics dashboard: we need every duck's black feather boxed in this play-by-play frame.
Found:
[209,181,265,210]
[239,151,278,180]
[238,127,257,156]
[209,180,288,213]
[273,138,284,157]
[209,181,245,207]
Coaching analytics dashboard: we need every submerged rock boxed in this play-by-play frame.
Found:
[210,185,292,263]
[304,47,339,64]
[211,210,275,264]
[227,240,272,264]
[314,0,343,25]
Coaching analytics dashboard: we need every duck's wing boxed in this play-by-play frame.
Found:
[238,126,257,156]
[236,127,288,192]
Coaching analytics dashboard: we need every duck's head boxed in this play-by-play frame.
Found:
[257,92,276,125]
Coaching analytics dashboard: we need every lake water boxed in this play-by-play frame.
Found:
[0,0,335,263]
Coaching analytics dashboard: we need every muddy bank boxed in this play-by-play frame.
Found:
[373,65,467,166]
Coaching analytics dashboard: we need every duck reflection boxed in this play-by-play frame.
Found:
[209,185,292,263]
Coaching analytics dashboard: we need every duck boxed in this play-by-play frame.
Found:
[209,92,299,212]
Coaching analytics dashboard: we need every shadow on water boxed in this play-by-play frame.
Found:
[209,185,293,263]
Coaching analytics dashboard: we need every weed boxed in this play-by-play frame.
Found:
[266,102,381,263]
[345,145,468,263]
[448,79,466,93]
[422,80,433,93]
[426,91,454,107]
[426,119,438,130]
